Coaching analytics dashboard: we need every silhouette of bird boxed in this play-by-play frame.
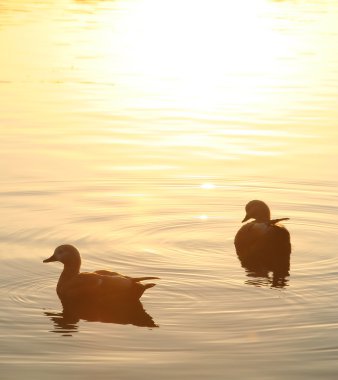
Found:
[43,244,159,306]
[234,200,291,282]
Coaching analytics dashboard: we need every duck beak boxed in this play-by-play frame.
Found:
[242,213,250,223]
[43,254,57,263]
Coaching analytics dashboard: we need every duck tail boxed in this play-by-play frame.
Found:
[134,282,156,299]
[132,276,160,282]
[144,283,156,290]
[269,218,290,225]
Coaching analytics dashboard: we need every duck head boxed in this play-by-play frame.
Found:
[43,244,81,267]
[242,200,271,223]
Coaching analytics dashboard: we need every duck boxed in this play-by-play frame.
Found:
[234,200,291,271]
[43,244,159,305]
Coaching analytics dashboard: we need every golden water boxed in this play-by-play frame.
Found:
[1,0,338,379]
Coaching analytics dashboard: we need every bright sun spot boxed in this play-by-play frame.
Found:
[197,215,209,220]
[200,183,216,190]
[94,0,300,113]
[70,0,329,132]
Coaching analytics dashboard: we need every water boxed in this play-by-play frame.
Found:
[1,0,338,379]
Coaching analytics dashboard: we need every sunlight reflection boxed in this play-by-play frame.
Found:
[197,215,209,220]
[200,183,216,190]
[87,0,321,115]
[1,0,337,183]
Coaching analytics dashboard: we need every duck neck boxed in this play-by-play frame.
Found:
[256,210,271,223]
[61,263,80,279]
[254,202,271,223]
[256,217,270,223]
[57,262,81,294]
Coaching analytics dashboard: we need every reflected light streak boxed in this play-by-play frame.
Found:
[1,0,336,182]
[200,183,216,190]
[197,215,209,220]
[88,0,315,114]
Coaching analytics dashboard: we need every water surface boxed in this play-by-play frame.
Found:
[1,0,338,379]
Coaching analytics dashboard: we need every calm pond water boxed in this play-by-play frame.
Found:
[1,0,338,379]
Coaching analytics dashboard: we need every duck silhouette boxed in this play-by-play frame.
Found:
[234,200,291,286]
[43,244,159,306]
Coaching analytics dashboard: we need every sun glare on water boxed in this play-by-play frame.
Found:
[88,0,313,117]
[2,0,335,182]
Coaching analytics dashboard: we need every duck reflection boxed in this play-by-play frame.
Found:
[237,256,290,288]
[45,299,157,336]
[235,200,291,288]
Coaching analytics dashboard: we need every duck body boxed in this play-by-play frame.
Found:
[234,200,291,272]
[43,245,158,306]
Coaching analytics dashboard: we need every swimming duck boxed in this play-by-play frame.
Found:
[234,200,291,269]
[43,244,159,305]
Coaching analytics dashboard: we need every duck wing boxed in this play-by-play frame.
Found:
[93,270,159,282]
[94,270,122,276]
[235,221,291,259]
[60,272,157,304]
[58,272,108,300]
